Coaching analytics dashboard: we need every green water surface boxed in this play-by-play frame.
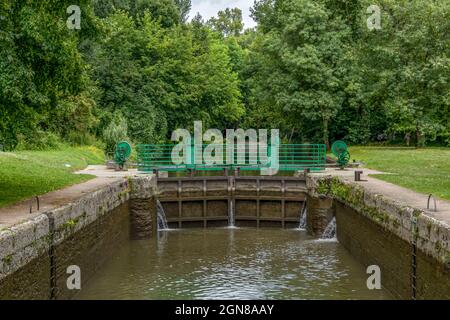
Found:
[76,228,392,300]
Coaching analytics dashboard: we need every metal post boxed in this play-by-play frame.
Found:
[29,196,40,214]
[304,168,310,179]
[411,214,418,300]
[427,194,437,212]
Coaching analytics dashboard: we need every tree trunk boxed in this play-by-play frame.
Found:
[415,123,423,148]
[323,118,330,150]
[405,133,411,147]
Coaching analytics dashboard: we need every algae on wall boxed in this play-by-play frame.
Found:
[308,174,449,266]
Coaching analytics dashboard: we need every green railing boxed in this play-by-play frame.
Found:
[136,144,327,172]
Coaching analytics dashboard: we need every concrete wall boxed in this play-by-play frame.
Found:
[306,195,334,236]
[129,176,158,239]
[308,175,450,300]
[0,176,156,300]
[0,214,51,299]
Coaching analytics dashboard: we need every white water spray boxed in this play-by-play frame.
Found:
[228,200,235,228]
[156,200,169,231]
[298,202,307,230]
[320,217,337,240]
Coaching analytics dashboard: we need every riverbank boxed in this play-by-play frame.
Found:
[350,147,450,201]
[0,146,105,208]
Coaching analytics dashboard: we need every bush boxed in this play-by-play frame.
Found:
[102,112,129,153]
[15,130,63,151]
[66,131,105,150]
[445,133,450,147]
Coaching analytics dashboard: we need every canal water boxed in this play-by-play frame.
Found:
[76,228,391,300]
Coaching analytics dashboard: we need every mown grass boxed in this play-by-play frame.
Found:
[349,147,450,201]
[0,146,104,208]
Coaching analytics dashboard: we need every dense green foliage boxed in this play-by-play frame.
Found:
[0,0,449,152]
[247,0,449,146]
[207,8,244,37]
[0,0,99,150]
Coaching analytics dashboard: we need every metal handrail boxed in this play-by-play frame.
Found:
[136,143,327,172]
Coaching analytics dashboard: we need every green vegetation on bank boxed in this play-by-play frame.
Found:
[350,147,450,201]
[0,1,448,206]
[1,0,449,153]
[0,146,104,208]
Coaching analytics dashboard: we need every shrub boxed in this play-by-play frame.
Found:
[102,112,129,153]
[66,131,105,150]
[15,130,63,151]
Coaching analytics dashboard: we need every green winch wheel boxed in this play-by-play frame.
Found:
[114,141,132,169]
[331,140,347,158]
[331,140,350,169]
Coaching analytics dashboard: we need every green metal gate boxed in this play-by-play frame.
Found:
[136,143,326,172]
[136,144,326,172]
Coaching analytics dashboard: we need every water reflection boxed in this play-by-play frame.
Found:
[76,228,392,300]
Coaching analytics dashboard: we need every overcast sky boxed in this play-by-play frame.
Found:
[190,0,257,29]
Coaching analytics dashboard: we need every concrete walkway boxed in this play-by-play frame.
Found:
[75,165,140,178]
[312,168,450,225]
[1,165,449,229]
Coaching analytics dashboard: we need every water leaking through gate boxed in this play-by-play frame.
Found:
[155,175,307,229]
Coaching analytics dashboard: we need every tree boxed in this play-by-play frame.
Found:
[0,0,98,149]
[88,12,166,143]
[89,10,244,143]
[93,0,131,18]
[174,0,191,24]
[103,111,129,152]
[192,12,204,26]
[208,8,244,37]
[2,0,448,151]
[248,0,351,147]
[93,0,180,27]
[358,0,450,146]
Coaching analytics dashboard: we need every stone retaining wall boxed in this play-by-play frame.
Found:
[307,174,450,299]
[0,176,157,300]
[129,176,158,239]
[306,195,334,236]
[0,214,51,299]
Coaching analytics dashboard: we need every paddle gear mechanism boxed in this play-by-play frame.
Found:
[114,141,132,170]
[331,141,350,169]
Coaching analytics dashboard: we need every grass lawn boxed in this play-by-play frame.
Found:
[349,147,450,201]
[0,146,104,208]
